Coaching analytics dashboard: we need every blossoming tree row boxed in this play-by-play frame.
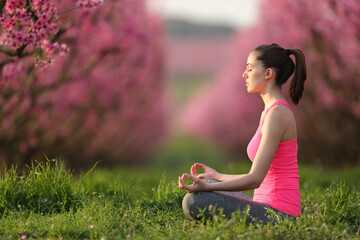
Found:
[0,0,167,167]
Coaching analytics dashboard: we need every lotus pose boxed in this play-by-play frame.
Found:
[179,43,307,223]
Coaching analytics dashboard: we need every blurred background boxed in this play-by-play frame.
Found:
[1,0,359,172]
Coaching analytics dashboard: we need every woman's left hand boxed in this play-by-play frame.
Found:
[178,173,208,193]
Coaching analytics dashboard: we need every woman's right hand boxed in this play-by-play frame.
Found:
[190,163,220,180]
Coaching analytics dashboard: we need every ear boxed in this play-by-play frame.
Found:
[264,68,274,80]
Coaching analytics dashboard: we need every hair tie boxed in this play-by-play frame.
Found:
[286,49,292,56]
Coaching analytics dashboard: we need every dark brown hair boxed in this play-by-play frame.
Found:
[254,43,307,104]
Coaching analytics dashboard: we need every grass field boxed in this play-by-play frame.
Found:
[0,137,359,239]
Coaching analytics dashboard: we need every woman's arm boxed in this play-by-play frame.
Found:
[179,107,289,193]
[190,163,251,182]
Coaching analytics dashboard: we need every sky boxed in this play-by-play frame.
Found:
[147,0,260,29]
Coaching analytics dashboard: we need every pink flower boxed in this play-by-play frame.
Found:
[39,12,50,22]
[126,234,131,239]
[33,41,40,48]
[88,225,94,229]
[25,33,35,43]
[10,41,18,50]
[48,23,59,35]
[60,44,70,56]
[36,28,48,41]
[15,31,25,43]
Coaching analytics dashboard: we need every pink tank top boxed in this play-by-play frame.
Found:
[247,100,301,216]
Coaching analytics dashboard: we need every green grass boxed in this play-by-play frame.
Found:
[0,138,360,239]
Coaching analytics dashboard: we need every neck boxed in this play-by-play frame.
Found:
[260,86,286,109]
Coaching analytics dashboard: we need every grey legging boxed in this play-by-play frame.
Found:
[182,179,294,224]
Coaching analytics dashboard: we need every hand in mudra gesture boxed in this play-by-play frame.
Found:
[178,163,219,193]
[190,163,219,179]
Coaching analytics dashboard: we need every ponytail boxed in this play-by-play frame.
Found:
[288,48,307,105]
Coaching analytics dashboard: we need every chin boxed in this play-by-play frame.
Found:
[246,88,254,93]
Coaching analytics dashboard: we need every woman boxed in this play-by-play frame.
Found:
[178,43,307,224]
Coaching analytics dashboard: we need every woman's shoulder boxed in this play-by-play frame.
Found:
[268,103,293,117]
[265,104,297,141]
[264,104,295,129]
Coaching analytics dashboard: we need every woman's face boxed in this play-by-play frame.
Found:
[242,51,267,93]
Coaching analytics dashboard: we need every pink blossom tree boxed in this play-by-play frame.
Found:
[180,0,360,166]
[0,0,167,168]
[0,0,102,70]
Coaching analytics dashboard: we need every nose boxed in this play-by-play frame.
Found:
[242,70,248,79]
